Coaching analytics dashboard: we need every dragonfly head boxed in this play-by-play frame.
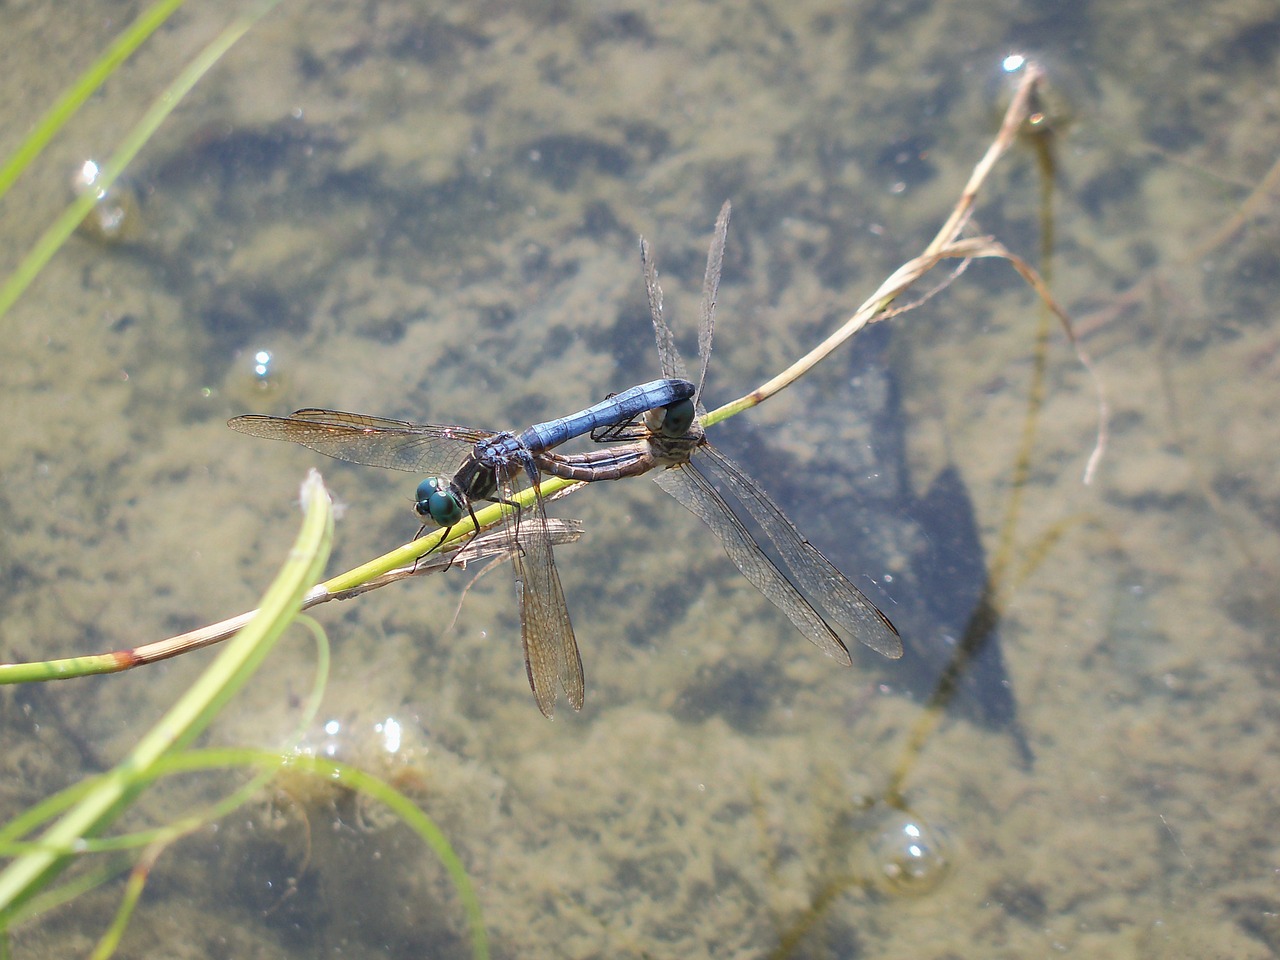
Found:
[415,477,465,527]
[649,397,696,439]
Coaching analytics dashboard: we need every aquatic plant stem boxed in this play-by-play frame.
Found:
[0,62,1104,685]
[0,470,332,925]
[704,58,1102,463]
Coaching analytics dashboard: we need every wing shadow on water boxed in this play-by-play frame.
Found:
[714,323,1033,764]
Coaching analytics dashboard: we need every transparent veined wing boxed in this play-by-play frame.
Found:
[500,461,584,717]
[696,444,902,659]
[228,408,493,478]
[651,460,855,665]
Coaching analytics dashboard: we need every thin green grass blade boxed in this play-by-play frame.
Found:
[0,854,133,928]
[0,619,331,942]
[295,755,490,960]
[0,470,332,925]
[0,0,281,321]
[21,617,331,861]
[0,0,186,200]
[86,845,160,960]
[9,746,489,960]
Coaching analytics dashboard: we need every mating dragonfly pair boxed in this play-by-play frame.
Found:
[229,202,901,718]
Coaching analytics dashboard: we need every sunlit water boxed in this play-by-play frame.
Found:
[1,0,1277,957]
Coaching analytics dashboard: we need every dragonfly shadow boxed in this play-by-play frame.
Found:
[714,322,1032,763]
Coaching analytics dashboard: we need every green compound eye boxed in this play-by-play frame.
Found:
[658,397,695,438]
[415,478,464,526]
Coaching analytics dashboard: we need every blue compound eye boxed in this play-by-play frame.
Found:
[415,478,465,526]
[658,397,695,438]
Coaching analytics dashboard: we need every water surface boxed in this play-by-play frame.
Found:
[1,0,1277,957]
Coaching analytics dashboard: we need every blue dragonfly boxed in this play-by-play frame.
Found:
[540,202,902,664]
[229,376,695,717]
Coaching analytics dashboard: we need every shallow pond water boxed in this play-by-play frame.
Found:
[2,1,1278,957]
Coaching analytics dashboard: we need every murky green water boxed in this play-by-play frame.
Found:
[2,0,1278,957]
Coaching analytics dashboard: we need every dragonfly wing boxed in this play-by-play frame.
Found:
[652,461,854,665]
[641,203,728,410]
[697,445,902,659]
[505,465,584,718]
[228,408,490,475]
[641,238,687,381]
[409,519,585,572]
[694,201,730,408]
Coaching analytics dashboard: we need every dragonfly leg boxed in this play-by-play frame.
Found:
[443,498,516,572]
[409,521,454,574]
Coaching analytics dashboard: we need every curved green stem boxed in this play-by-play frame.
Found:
[0,471,332,925]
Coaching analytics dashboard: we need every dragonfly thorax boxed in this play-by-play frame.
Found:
[474,430,525,465]
[415,477,465,527]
